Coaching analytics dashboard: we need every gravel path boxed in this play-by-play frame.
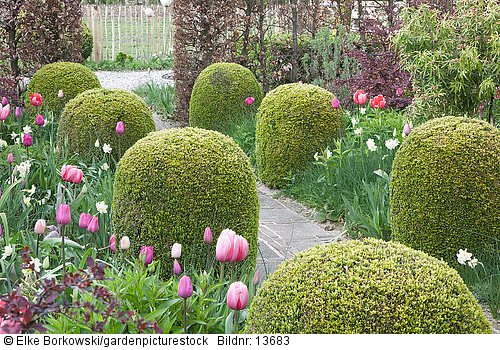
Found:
[95,70,173,91]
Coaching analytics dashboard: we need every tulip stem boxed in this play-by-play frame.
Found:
[219,262,225,283]
[36,234,40,258]
[183,298,187,334]
[233,310,239,334]
[206,243,211,270]
[61,224,66,280]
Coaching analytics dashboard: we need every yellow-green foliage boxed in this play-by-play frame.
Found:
[255,83,343,188]
[112,127,259,277]
[26,62,101,113]
[82,22,93,61]
[391,116,500,264]
[57,88,155,160]
[245,238,491,334]
[189,63,263,134]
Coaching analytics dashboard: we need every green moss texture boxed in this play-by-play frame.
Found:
[255,83,343,188]
[189,62,263,135]
[26,62,101,113]
[391,116,500,264]
[57,88,155,159]
[112,127,259,277]
[245,238,491,334]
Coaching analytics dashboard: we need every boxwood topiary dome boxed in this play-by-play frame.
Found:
[26,62,101,113]
[245,238,491,334]
[112,127,259,276]
[189,62,263,134]
[255,83,343,188]
[391,116,500,264]
[57,88,155,159]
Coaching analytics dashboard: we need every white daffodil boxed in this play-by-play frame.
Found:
[0,139,7,149]
[102,143,112,154]
[366,138,377,152]
[101,163,109,171]
[96,201,108,214]
[314,152,320,161]
[468,257,480,269]
[325,149,332,159]
[22,185,36,196]
[30,257,42,273]
[385,138,400,150]
[23,195,32,206]
[351,117,359,126]
[23,125,32,134]
[10,131,18,141]
[16,160,31,178]
[457,248,473,265]
[360,107,366,115]
[1,245,13,260]
[354,127,363,136]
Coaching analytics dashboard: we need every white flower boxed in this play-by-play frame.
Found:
[457,248,473,265]
[30,257,42,273]
[101,163,109,171]
[22,185,36,196]
[351,117,359,126]
[23,125,32,134]
[366,138,377,152]
[22,269,32,277]
[354,127,363,136]
[23,195,32,206]
[16,160,32,178]
[144,7,155,17]
[95,139,100,148]
[102,143,112,154]
[314,152,320,161]
[468,257,480,268]
[96,201,108,214]
[360,107,366,115]
[10,131,18,141]
[385,138,400,150]
[1,245,13,260]
[325,149,332,159]
[0,139,7,149]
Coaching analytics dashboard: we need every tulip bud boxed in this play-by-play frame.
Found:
[139,245,154,265]
[252,270,259,286]
[115,121,125,135]
[245,96,255,106]
[42,256,50,269]
[15,107,22,119]
[34,219,46,235]
[203,227,213,244]
[120,236,130,250]
[87,216,99,233]
[22,134,33,147]
[79,212,91,229]
[171,243,182,259]
[178,275,193,299]
[56,204,71,225]
[58,90,64,98]
[331,98,340,109]
[402,122,412,137]
[110,234,117,253]
[6,153,13,165]
[226,281,249,310]
[173,259,182,276]
[1,96,8,106]
[35,114,45,127]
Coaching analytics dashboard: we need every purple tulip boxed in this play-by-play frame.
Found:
[116,121,125,135]
[79,212,91,229]
[1,96,8,106]
[87,216,99,233]
[35,114,45,127]
[173,259,182,276]
[245,97,255,107]
[178,275,193,299]
[110,234,117,253]
[6,153,13,165]
[139,246,154,266]
[403,122,412,137]
[204,227,213,244]
[56,204,71,225]
[22,134,33,147]
[15,107,22,119]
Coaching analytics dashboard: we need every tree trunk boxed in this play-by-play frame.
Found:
[291,0,299,82]
[7,26,20,79]
[258,0,268,92]
[240,0,254,62]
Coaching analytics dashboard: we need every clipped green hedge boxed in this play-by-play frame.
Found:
[57,88,155,159]
[245,238,491,334]
[112,127,259,277]
[82,22,93,61]
[391,116,500,264]
[26,62,101,113]
[255,83,343,188]
[189,62,263,135]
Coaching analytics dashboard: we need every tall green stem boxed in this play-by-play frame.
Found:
[183,298,187,334]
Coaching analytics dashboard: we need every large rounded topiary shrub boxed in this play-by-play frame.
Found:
[189,62,263,135]
[391,116,500,265]
[82,22,94,61]
[57,88,155,159]
[245,238,491,334]
[112,127,259,276]
[255,83,343,188]
[26,62,101,113]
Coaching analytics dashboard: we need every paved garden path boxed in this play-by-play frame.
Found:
[95,69,173,91]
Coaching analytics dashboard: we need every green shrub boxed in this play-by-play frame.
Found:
[189,63,263,135]
[393,0,500,124]
[255,83,343,188]
[112,127,259,277]
[391,116,500,264]
[82,22,93,61]
[245,238,491,334]
[26,62,101,113]
[57,88,155,160]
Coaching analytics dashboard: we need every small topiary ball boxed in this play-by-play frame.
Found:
[26,62,101,113]
[255,83,343,188]
[82,22,93,61]
[57,88,155,159]
[391,116,500,265]
[189,62,263,134]
[245,238,491,334]
[112,127,259,277]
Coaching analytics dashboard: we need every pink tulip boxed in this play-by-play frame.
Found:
[1,96,8,106]
[87,216,99,233]
[79,212,91,229]
[29,93,43,107]
[110,234,117,253]
[15,106,22,119]
[35,114,44,126]
[0,104,10,121]
[61,165,83,184]
[245,96,255,106]
[204,227,213,244]
[178,275,193,299]
[331,98,340,109]
[139,245,154,266]
[370,95,386,109]
[216,229,235,262]
[252,270,259,286]
[120,236,130,250]
[58,90,64,98]
[34,219,46,235]
[226,282,249,310]
[56,204,71,225]
[22,134,33,147]
[403,122,412,137]
[116,121,125,135]
[173,259,182,276]
[171,243,182,259]
[231,235,249,262]
[6,153,13,165]
[353,90,367,105]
